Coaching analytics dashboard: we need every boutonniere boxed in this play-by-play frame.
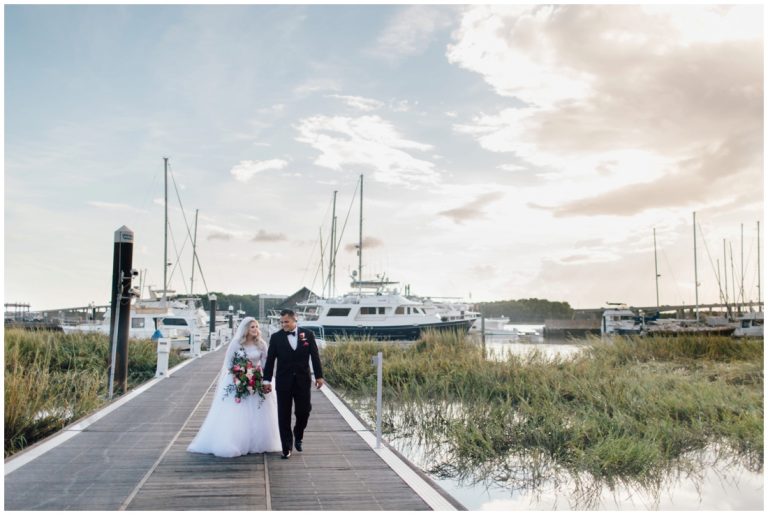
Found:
[299,332,309,346]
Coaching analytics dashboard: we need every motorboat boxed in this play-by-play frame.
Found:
[601,304,644,335]
[732,312,764,338]
[268,283,475,342]
[62,290,208,342]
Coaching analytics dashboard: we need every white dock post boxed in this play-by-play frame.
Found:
[156,338,170,377]
[374,351,383,448]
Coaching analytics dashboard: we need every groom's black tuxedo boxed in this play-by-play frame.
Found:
[263,327,323,454]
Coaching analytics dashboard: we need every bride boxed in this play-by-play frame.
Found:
[187,316,281,457]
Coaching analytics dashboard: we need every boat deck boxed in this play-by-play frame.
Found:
[4,348,461,511]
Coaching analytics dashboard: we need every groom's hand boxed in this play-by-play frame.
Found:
[315,378,325,389]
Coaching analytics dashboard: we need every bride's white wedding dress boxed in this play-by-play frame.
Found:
[187,319,281,457]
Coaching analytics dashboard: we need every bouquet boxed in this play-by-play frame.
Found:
[224,348,265,403]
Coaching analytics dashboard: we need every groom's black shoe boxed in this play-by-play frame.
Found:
[295,440,303,452]
[281,450,291,459]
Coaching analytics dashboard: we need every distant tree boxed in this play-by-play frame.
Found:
[475,298,573,322]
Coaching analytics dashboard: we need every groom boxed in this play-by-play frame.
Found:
[262,309,324,459]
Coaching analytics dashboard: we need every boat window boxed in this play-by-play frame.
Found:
[360,307,377,315]
[131,318,146,328]
[327,308,351,317]
[395,306,405,315]
[162,318,189,326]
[378,307,385,315]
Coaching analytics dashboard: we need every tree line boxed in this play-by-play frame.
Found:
[475,298,574,323]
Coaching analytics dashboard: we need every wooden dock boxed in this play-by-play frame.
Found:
[4,348,462,511]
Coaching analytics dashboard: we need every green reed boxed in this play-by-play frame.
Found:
[322,331,763,488]
[4,329,186,457]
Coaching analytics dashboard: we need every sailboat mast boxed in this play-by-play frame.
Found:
[723,239,730,317]
[190,209,199,295]
[330,190,338,297]
[693,211,699,321]
[163,157,169,306]
[358,174,363,294]
[653,227,660,309]
[740,223,745,306]
[758,220,761,308]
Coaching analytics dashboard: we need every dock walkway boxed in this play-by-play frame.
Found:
[5,348,460,511]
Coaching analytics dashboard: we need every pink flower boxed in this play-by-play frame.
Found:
[303,341,309,347]
[246,361,253,369]
[235,397,241,404]
[300,332,305,339]
[233,365,241,372]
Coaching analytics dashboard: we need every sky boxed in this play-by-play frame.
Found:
[4,3,765,311]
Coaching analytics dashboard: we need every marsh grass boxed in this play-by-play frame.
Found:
[4,329,186,457]
[322,330,763,490]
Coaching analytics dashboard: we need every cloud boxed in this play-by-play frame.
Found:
[369,5,458,60]
[252,251,274,261]
[87,201,149,214]
[328,94,384,112]
[207,231,233,241]
[448,5,763,216]
[344,236,384,252]
[293,78,342,95]
[295,115,439,186]
[470,264,497,278]
[252,229,287,242]
[230,159,289,183]
[438,192,504,224]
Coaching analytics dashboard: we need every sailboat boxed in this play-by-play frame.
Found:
[268,175,477,341]
[63,158,209,342]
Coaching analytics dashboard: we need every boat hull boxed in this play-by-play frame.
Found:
[315,318,475,341]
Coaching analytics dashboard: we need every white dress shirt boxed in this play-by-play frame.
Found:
[286,329,297,350]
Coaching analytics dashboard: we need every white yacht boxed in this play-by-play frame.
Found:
[601,304,644,335]
[732,312,764,338]
[62,290,208,341]
[269,287,475,341]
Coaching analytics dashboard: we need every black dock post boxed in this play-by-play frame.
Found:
[208,293,217,349]
[108,226,135,396]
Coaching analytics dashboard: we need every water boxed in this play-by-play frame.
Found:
[477,325,587,361]
[345,330,764,510]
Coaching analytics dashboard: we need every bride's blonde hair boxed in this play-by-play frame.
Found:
[240,319,267,351]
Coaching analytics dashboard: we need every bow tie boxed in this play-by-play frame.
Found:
[285,331,296,337]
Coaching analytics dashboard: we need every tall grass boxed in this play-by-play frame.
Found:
[4,329,186,457]
[322,331,763,489]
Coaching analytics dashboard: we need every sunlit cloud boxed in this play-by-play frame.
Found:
[438,192,504,224]
[295,114,439,186]
[448,4,762,216]
[369,5,458,60]
[328,94,384,112]
[230,159,289,183]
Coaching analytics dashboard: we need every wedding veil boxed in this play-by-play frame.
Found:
[214,316,262,396]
